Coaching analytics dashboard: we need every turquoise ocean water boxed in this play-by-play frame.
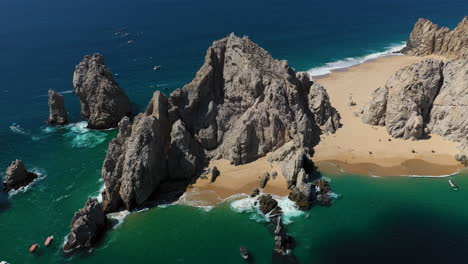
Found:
[0,0,467,263]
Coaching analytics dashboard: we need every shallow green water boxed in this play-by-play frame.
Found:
[2,143,467,264]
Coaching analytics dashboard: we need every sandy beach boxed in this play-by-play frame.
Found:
[313,54,465,176]
[179,157,290,206]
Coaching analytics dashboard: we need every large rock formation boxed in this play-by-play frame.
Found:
[99,33,340,213]
[361,59,468,165]
[48,89,68,125]
[73,53,132,129]
[401,17,467,59]
[63,198,106,252]
[3,160,38,192]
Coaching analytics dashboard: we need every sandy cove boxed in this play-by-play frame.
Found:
[178,54,465,206]
[313,54,465,176]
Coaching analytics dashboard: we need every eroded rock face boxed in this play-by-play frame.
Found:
[361,59,468,165]
[63,198,106,252]
[99,33,340,213]
[169,33,340,165]
[48,89,68,125]
[73,53,131,129]
[3,160,37,192]
[362,59,444,140]
[401,17,468,60]
[258,194,278,214]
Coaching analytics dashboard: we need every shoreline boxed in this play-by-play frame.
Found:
[312,53,463,176]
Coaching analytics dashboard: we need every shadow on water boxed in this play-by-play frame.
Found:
[0,183,10,214]
[314,207,468,264]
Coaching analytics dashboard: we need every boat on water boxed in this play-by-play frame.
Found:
[449,179,459,190]
[153,65,162,71]
[29,243,38,253]
[240,246,249,260]
[44,235,54,246]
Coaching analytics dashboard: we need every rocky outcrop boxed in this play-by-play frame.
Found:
[209,166,220,183]
[73,53,131,129]
[258,194,278,214]
[273,215,294,255]
[48,89,68,125]
[99,33,340,213]
[401,17,468,59]
[260,172,270,188]
[361,59,468,165]
[64,198,106,252]
[362,59,444,139]
[169,33,340,165]
[3,160,37,192]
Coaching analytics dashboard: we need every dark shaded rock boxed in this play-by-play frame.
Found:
[273,216,294,256]
[3,160,37,192]
[401,17,467,60]
[258,194,278,214]
[63,198,106,252]
[210,167,220,183]
[250,188,260,197]
[271,171,278,179]
[288,187,312,210]
[48,89,68,125]
[260,172,270,188]
[73,53,131,129]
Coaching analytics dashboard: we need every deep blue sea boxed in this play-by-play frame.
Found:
[0,0,467,263]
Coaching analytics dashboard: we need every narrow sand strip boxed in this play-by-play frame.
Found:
[313,54,464,176]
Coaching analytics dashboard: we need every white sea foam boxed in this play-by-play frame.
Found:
[9,125,28,136]
[229,193,304,224]
[8,167,47,197]
[307,42,406,77]
[107,210,131,229]
[63,122,108,148]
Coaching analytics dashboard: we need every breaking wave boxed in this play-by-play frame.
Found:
[42,121,108,148]
[307,42,406,77]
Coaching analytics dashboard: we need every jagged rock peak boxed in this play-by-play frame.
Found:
[169,33,341,165]
[63,198,106,252]
[401,17,468,59]
[48,89,68,125]
[73,53,132,129]
[3,160,38,192]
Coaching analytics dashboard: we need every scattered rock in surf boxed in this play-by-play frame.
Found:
[258,194,278,214]
[210,166,220,183]
[64,198,106,252]
[3,160,38,192]
[260,172,270,188]
[73,53,132,129]
[250,188,260,197]
[48,89,68,125]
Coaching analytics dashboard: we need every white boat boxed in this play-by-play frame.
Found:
[449,179,458,190]
[240,247,249,260]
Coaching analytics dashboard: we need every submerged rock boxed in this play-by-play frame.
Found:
[3,160,37,192]
[63,198,106,252]
[401,17,467,60]
[73,53,131,129]
[48,89,68,125]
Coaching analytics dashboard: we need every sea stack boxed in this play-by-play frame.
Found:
[73,53,131,129]
[63,198,106,252]
[99,33,341,214]
[3,160,38,192]
[400,16,467,59]
[48,89,68,125]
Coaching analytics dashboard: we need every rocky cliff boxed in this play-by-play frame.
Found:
[63,198,106,252]
[401,17,468,59]
[100,33,341,213]
[48,89,68,125]
[361,59,468,165]
[73,53,132,129]
[3,160,38,192]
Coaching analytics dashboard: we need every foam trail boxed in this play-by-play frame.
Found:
[308,42,406,77]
